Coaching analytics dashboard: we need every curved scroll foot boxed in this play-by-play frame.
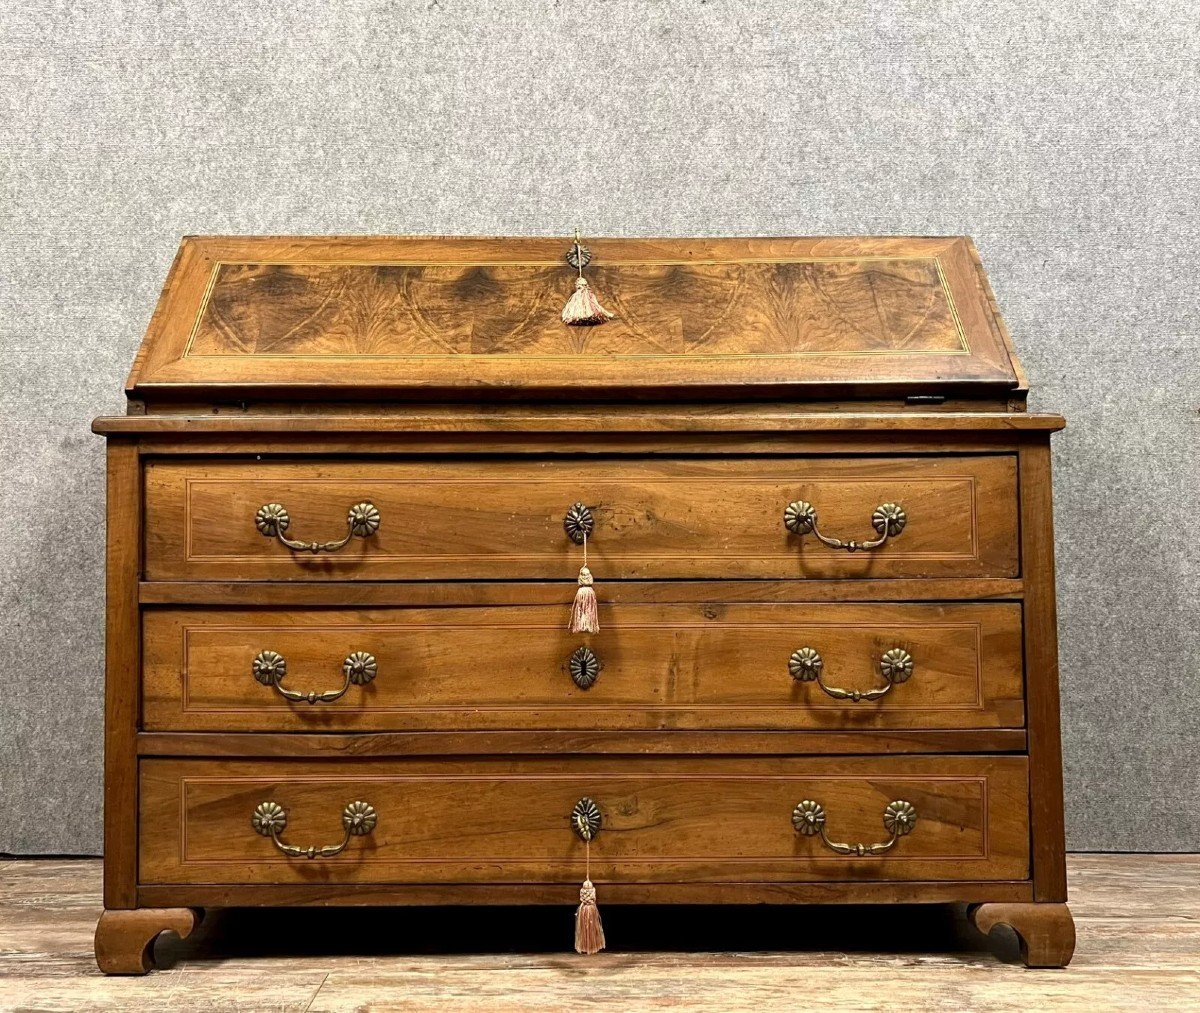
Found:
[94,908,201,975]
[969,902,1075,968]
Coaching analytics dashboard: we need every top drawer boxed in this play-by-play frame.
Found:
[142,456,1019,582]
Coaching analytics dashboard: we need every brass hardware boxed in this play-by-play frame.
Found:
[252,649,377,704]
[879,648,915,685]
[255,501,380,554]
[251,799,377,859]
[568,646,601,689]
[783,500,906,551]
[571,797,602,841]
[788,646,914,702]
[563,502,595,545]
[792,799,917,856]
[565,242,593,271]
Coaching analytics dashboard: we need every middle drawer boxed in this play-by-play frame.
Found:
[143,602,1024,731]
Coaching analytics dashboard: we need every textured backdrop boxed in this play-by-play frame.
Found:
[1,1,1196,854]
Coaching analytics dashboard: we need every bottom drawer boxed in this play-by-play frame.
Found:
[138,756,1029,885]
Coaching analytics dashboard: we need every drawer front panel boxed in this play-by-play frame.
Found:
[142,603,1025,732]
[138,756,1030,885]
[142,456,1019,581]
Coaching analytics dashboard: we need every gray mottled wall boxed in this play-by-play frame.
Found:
[1,1,1196,855]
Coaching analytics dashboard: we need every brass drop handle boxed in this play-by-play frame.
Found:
[251,800,377,859]
[252,650,377,704]
[256,501,380,553]
[571,797,603,841]
[792,799,917,856]
[784,500,906,551]
[789,647,914,702]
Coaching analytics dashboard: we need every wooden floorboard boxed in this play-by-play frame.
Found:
[0,855,1197,1011]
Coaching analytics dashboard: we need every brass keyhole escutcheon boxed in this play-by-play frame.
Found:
[568,646,601,689]
[564,502,595,545]
[571,797,603,842]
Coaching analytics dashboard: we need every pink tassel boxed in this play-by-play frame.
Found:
[568,566,599,634]
[574,879,606,955]
[561,277,614,326]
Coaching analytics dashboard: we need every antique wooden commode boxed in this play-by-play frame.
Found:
[92,236,1074,972]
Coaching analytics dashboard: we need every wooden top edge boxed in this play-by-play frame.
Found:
[92,410,1067,436]
[175,233,972,247]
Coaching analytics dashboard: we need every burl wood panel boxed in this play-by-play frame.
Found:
[142,455,1019,581]
[141,603,1025,732]
[189,260,966,358]
[137,755,1030,885]
[127,236,1021,395]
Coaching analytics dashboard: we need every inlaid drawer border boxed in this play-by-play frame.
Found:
[179,474,982,564]
[174,773,992,867]
[177,620,990,715]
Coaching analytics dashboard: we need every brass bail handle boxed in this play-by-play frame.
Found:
[792,799,917,856]
[256,501,380,554]
[789,647,914,702]
[251,800,377,859]
[784,500,906,552]
[252,650,378,705]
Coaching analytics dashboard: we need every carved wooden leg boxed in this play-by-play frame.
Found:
[969,902,1076,968]
[94,908,201,974]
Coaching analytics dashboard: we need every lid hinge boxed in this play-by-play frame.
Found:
[905,394,947,406]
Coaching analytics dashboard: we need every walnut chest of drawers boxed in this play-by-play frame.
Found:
[92,236,1073,972]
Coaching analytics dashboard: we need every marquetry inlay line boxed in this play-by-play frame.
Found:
[178,473,986,564]
[188,552,978,564]
[176,619,989,714]
[182,263,222,361]
[174,775,992,866]
[180,255,971,360]
[935,257,970,354]
[174,704,993,716]
[209,256,953,267]
[181,473,984,484]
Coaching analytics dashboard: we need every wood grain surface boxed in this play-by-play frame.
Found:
[1,856,1194,1009]
[103,441,140,910]
[134,728,1030,758]
[141,602,1024,732]
[125,236,1022,399]
[970,902,1076,968]
[191,259,968,358]
[86,233,1077,990]
[137,576,1027,606]
[142,454,1019,580]
[93,409,1067,434]
[1020,443,1069,902]
[137,755,1029,886]
[93,909,198,975]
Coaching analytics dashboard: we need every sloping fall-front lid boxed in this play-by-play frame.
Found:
[126,236,1024,400]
